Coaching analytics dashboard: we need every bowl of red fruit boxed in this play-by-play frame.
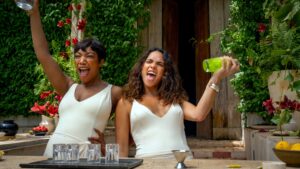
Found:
[32,125,48,136]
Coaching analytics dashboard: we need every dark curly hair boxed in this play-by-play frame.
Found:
[123,47,188,105]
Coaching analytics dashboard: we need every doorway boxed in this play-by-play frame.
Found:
[178,1,196,137]
[163,0,211,138]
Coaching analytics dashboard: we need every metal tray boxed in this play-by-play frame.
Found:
[20,158,143,169]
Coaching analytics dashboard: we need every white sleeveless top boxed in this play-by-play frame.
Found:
[130,100,190,158]
[44,83,112,157]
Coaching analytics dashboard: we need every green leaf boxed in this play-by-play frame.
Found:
[293,80,300,91]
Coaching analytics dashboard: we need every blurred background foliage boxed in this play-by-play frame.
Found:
[0,0,151,117]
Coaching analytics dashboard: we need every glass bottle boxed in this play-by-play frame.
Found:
[202,57,222,72]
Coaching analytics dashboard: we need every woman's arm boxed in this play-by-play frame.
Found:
[183,56,240,121]
[30,0,73,96]
[115,97,132,157]
[111,85,123,113]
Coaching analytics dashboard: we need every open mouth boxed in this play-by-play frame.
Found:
[146,71,156,81]
[78,67,89,77]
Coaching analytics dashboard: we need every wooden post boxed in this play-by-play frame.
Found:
[209,0,241,140]
[71,1,86,42]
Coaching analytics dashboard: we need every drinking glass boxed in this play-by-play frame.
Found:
[15,0,34,11]
[87,144,101,163]
[105,144,119,164]
[53,144,67,162]
[66,144,80,163]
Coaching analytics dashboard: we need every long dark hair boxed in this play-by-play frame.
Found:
[123,47,188,105]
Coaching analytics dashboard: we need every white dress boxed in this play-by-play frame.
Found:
[130,100,191,158]
[44,83,112,157]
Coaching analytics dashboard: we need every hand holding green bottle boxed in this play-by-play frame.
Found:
[202,57,222,72]
[203,57,239,73]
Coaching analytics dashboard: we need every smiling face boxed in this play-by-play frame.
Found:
[141,51,165,90]
[74,47,104,84]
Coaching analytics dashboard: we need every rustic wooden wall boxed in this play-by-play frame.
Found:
[139,0,162,51]
[209,0,241,139]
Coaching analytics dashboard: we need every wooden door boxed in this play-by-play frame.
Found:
[194,0,212,139]
[162,0,178,66]
[163,0,211,138]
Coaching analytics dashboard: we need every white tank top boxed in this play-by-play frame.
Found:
[44,83,112,157]
[130,100,190,158]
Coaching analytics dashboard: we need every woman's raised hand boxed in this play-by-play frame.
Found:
[214,56,240,79]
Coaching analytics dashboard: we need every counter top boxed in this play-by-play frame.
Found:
[0,155,299,169]
[0,134,49,156]
[244,127,300,161]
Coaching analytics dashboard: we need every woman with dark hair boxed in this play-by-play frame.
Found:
[29,0,122,157]
[116,47,239,158]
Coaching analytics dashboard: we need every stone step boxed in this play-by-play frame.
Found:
[187,138,246,159]
[187,138,244,148]
[191,147,246,159]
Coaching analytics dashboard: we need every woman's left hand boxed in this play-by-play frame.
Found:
[88,128,106,155]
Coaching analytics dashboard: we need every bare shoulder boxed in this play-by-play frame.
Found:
[116,97,132,113]
[110,85,122,101]
[111,85,122,96]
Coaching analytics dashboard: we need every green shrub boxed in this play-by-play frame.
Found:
[221,0,271,123]
[0,0,151,117]
[0,0,68,117]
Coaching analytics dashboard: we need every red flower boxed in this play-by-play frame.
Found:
[277,95,300,111]
[262,98,275,115]
[76,4,82,10]
[263,96,300,116]
[30,102,47,114]
[65,18,71,24]
[258,23,266,33]
[72,38,78,45]
[30,90,62,118]
[65,40,71,47]
[68,4,73,11]
[47,105,58,117]
[77,19,86,31]
[57,20,64,28]
[55,94,63,102]
[40,91,52,99]
[59,52,69,60]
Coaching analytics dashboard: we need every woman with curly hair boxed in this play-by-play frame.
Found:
[116,47,239,158]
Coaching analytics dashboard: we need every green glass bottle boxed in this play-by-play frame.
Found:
[202,57,222,72]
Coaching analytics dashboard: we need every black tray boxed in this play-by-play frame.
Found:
[20,158,143,169]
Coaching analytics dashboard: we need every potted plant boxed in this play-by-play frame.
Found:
[30,90,62,133]
[246,0,300,130]
[263,95,300,131]
[256,0,300,99]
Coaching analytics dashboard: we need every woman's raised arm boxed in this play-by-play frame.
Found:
[30,0,73,96]
[182,56,240,122]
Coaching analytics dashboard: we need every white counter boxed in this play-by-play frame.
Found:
[244,127,300,161]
